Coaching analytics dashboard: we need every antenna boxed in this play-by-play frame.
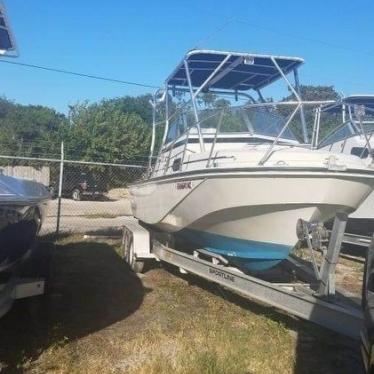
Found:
[0,1,18,57]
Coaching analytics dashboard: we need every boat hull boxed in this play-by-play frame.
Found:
[177,228,291,271]
[0,202,47,271]
[131,170,374,271]
[0,174,50,272]
[344,189,374,237]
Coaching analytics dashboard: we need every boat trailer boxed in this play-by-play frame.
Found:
[0,275,45,318]
[121,213,369,339]
[0,245,46,318]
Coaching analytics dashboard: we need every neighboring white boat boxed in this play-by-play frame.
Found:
[0,173,50,272]
[317,95,374,235]
[130,50,374,271]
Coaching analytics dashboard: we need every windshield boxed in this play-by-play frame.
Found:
[318,121,374,148]
[80,173,95,184]
[241,106,297,140]
[166,104,298,143]
[363,123,374,133]
[318,122,358,148]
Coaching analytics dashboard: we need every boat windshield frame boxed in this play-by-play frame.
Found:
[147,50,335,174]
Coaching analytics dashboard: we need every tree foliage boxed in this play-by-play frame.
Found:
[0,97,65,158]
[0,95,152,163]
[64,99,151,162]
[282,85,340,141]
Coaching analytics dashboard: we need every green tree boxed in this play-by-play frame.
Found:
[281,85,340,142]
[0,95,153,165]
[65,99,151,163]
[0,98,66,158]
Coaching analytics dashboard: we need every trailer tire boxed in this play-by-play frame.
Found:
[123,230,145,273]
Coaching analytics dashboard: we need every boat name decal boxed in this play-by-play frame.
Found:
[176,181,192,190]
[209,267,235,283]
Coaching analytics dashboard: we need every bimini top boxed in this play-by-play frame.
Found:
[322,95,374,114]
[166,49,304,92]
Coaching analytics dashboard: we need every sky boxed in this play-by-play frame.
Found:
[1,0,374,113]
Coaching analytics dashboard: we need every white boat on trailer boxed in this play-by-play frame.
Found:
[130,49,374,272]
[316,95,374,238]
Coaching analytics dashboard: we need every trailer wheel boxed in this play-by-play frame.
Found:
[122,229,145,273]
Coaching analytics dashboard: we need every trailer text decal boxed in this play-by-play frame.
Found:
[209,267,235,283]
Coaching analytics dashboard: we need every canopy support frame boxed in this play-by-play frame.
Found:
[183,59,205,153]
[148,50,328,176]
[293,69,308,143]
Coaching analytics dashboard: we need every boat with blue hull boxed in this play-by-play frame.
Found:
[130,49,374,271]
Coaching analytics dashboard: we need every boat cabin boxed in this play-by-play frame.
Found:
[148,50,333,177]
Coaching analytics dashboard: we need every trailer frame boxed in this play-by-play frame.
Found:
[120,215,364,339]
[0,244,47,318]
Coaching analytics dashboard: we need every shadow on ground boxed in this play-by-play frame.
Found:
[0,239,146,373]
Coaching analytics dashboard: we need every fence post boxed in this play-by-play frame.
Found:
[55,141,64,236]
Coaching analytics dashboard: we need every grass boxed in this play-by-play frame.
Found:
[119,278,294,374]
[0,235,364,373]
[293,244,364,296]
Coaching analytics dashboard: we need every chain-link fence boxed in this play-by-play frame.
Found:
[0,145,146,238]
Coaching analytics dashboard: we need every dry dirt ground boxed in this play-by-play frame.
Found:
[0,236,365,374]
[294,244,365,299]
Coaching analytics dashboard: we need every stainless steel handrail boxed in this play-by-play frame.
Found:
[207,109,226,168]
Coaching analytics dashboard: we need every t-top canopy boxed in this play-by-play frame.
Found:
[166,49,304,92]
[0,3,17,57]
[322,95,374,114]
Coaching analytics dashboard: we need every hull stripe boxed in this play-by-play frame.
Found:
[178,229,292,271]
